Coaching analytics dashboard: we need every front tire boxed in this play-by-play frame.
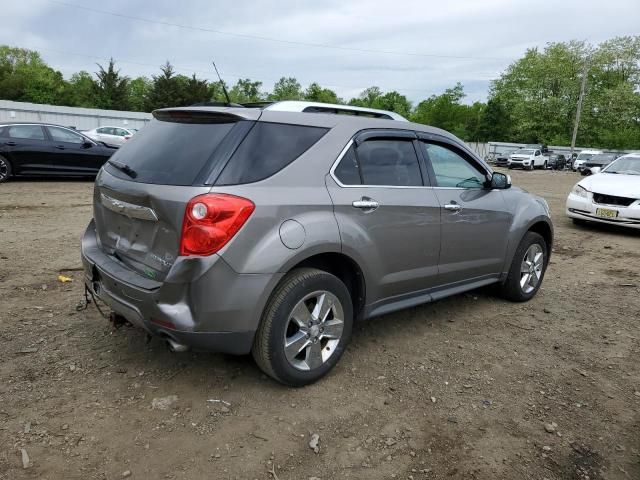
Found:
[497,232,548,302]
[252,268,353,386]
[0,155,12,183]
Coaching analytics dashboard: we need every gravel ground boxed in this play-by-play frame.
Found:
[0,169,639,480]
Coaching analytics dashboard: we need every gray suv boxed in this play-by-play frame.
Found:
[81,101,553,386]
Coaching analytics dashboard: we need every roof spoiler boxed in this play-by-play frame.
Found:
[152,109,249,124]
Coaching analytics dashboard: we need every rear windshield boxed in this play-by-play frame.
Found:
[104,118,236,185]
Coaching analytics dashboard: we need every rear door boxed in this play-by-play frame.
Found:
[417,135,512,286]
[45,126,104,174]
[326,130,441,305]
[2,125,52,175]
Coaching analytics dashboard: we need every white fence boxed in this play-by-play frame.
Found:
[0,100,152,131]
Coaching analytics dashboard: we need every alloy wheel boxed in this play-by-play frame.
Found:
[520,244,544,294]
[283,290,344,371]
[0,158,8,181]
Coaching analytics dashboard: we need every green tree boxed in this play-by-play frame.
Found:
[477,97,511,141]
[208,80,228,102]
[376,91,412,118]
[269,77,302,101]
[304,82,340,104]
[486,38,640,148]
[128,76,151,111]
[0,46,66,104]
[146,62,183,110]
[182,74,210,105]
[349,86,383,108]
[93,58,130,110]
[62,71,96,107]
[229,78,263,103]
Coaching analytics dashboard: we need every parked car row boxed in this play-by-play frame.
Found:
[489,146,627,174]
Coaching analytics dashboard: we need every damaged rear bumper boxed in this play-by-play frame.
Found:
[81,220,282,354]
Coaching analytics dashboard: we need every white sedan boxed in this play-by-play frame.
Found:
[566,153,640,229]
[83,126,136,147]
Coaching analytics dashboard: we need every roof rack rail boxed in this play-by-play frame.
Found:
[264,101,408,121]
[240,101,275,108]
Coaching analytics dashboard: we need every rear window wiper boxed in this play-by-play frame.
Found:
[108,159,137,178]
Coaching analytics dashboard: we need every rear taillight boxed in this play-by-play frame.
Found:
[179,194,254,256]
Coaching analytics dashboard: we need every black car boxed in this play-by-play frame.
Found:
[0,122,116,183]
[546,153,567,170]
[582,153,619,175]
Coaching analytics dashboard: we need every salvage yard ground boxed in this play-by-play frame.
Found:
[0,170,639,480]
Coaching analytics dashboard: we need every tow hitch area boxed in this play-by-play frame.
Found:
[109,312,132,329]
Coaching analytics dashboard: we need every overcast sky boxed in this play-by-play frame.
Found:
[3,0,640,104]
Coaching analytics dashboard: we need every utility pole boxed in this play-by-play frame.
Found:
[570,61,589,159]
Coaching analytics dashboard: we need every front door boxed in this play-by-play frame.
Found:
[326,131,441,307]
[418,138,512,286]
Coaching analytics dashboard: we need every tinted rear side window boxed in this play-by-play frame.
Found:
[357,140,422,186]
[104,119,236,185]
[8,125,45,140]
[216,122,328,185]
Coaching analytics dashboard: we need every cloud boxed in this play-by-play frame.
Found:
[1,0,639,103]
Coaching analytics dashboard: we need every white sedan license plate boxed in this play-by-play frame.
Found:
[596,208,618,219]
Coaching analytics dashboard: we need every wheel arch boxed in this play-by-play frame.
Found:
[527,219,554,253]
[286,251,366,320]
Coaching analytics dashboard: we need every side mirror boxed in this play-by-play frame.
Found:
[590,167,601,175]
[489,172,511,189]
[82,141,93,149]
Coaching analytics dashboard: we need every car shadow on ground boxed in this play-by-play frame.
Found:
[570,219,640,239]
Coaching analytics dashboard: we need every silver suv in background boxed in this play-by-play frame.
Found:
[81,101,553,386]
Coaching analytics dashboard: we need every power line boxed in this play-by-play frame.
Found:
[47,0,513,62]
[31,44,495,95]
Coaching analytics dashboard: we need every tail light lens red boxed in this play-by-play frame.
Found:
[179,194,254,256]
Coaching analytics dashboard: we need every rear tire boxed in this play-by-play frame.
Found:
[497,232,548,302]
[0,155,12,183]
[252,268,353,386]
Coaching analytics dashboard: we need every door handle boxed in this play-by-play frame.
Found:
[444,203,462,212]
[4,141,16,146]
[55,145,65,150]
[352,198,379,211]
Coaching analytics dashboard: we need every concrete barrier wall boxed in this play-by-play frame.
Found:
[0,100,152,131]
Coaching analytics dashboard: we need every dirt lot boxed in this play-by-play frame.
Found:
[1,169,639,480]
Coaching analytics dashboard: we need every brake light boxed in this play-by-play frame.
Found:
[179,194,254,256]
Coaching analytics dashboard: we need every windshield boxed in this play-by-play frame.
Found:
[516,149,535,155]
[577,153,596,161]
[603,156,640,175]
